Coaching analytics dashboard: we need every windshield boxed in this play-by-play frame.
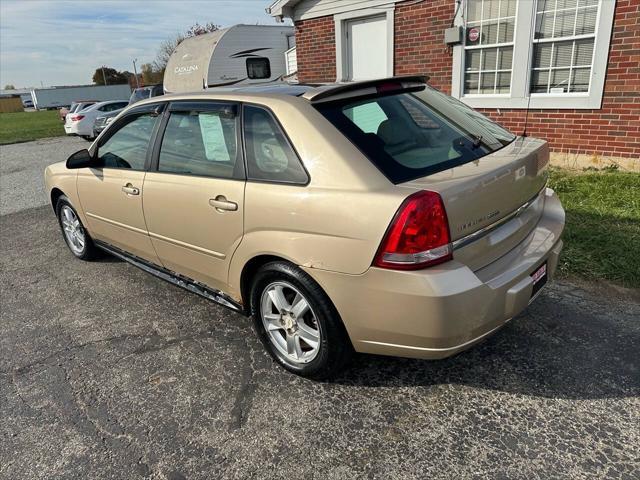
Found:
[314,86,516,183]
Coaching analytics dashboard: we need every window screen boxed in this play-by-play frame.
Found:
[464,0,517,95]
[247,58,271,79]
[158,110,239,179]
[531,0,599,94]
[243,105,308,184]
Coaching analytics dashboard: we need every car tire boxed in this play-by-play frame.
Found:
[250,261,352,379]
[81,135,93,142]
[55,195,100,261]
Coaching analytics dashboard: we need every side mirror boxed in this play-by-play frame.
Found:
[66,149,95,169]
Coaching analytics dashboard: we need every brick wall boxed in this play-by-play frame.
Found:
[293,0,640,158]
[294,16,336,83]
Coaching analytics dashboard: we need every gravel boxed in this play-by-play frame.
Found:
[1,137,638,479]
[0,136,86,215]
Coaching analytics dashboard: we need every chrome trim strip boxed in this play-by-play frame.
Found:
[452,189,544,251]
[95,240,244,314]
[360,323,505,353]
[86,212,148,235]
[148,231,226,259]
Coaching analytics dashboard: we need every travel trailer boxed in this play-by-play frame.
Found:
[164,24,295,93]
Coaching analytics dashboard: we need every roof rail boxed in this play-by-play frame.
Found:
[303,75,429,103]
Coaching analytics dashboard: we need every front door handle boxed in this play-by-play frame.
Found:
[122,183,140,195]
[209,195,238,212]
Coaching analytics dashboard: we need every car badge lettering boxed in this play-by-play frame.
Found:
[458,210,500,232]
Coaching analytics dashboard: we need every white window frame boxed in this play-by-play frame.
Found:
[334,7,395,82]
[451,0,615,109]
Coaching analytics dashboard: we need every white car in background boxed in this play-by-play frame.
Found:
[64,100,129,140]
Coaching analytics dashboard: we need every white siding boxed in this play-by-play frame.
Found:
[292,0,402,21]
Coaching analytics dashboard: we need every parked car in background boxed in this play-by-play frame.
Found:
[45,77,564,378]
[64,100,129,140]
[23,99,34,109]
[93,109,124,137]
[129,84,164,104]
[59,101,97,122]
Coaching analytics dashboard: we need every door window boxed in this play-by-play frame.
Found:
[97,114,157,170]
[158,109,239,179]
[243,105,308,184]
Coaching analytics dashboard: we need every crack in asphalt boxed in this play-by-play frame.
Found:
[229,337,259,432]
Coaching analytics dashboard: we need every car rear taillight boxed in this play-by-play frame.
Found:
[71,115,84,121]
[374,190,452,270]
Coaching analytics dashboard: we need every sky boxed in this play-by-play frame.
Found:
[0,0,280,88]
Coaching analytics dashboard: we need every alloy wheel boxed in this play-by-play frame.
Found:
[260,281,321,364]
[60,205,86,255]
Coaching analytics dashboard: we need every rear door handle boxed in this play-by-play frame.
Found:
[209,195,238,212]
[122,183,140,195]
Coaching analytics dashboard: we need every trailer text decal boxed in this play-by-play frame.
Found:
[175,65,199,75]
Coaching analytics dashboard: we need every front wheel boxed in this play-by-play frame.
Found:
[56,195,99,260]
[250,261,352,379]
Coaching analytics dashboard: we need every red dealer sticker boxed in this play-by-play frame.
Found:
[468,27,480,42]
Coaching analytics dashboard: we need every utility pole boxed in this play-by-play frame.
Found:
[132,59,140,88]
[101,66,107,85]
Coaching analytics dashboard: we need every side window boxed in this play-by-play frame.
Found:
[97,114,157,170]
[243,105,308,184]
[247,58,271,79]
[158,109,239,179]
[343,102,388,134]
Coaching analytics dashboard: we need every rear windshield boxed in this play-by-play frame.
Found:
[314,86,516,183]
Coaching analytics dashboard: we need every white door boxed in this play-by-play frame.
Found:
[346,15,388,81]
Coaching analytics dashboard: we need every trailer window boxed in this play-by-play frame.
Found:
[247,58,271,80]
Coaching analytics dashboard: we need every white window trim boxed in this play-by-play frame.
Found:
[334,7,395,82]
[451,0,615,109]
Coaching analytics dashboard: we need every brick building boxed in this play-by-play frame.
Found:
[268,0,639,168]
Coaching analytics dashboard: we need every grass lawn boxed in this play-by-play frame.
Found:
[549,168,640,288]
[0,110,65,145]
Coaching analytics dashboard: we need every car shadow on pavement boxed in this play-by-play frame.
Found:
[330,291,640,401]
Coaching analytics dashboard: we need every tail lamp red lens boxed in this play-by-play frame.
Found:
[374,190,453,270]
[71,115,84,121]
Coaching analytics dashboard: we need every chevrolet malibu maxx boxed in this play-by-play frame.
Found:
[45,76,565,378]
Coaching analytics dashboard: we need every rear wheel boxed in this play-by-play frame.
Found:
[56,195,99,260]
[250,261,352,379]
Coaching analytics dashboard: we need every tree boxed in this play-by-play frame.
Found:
[92,67,129,85]
[152,22,220,75]
[141,63,163,85]
[185,22,220,37]
[4,84,16,90]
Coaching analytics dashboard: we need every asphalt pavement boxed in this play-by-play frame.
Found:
[1,137,638,479]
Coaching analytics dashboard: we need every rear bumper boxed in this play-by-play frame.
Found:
[304,188,565,360]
